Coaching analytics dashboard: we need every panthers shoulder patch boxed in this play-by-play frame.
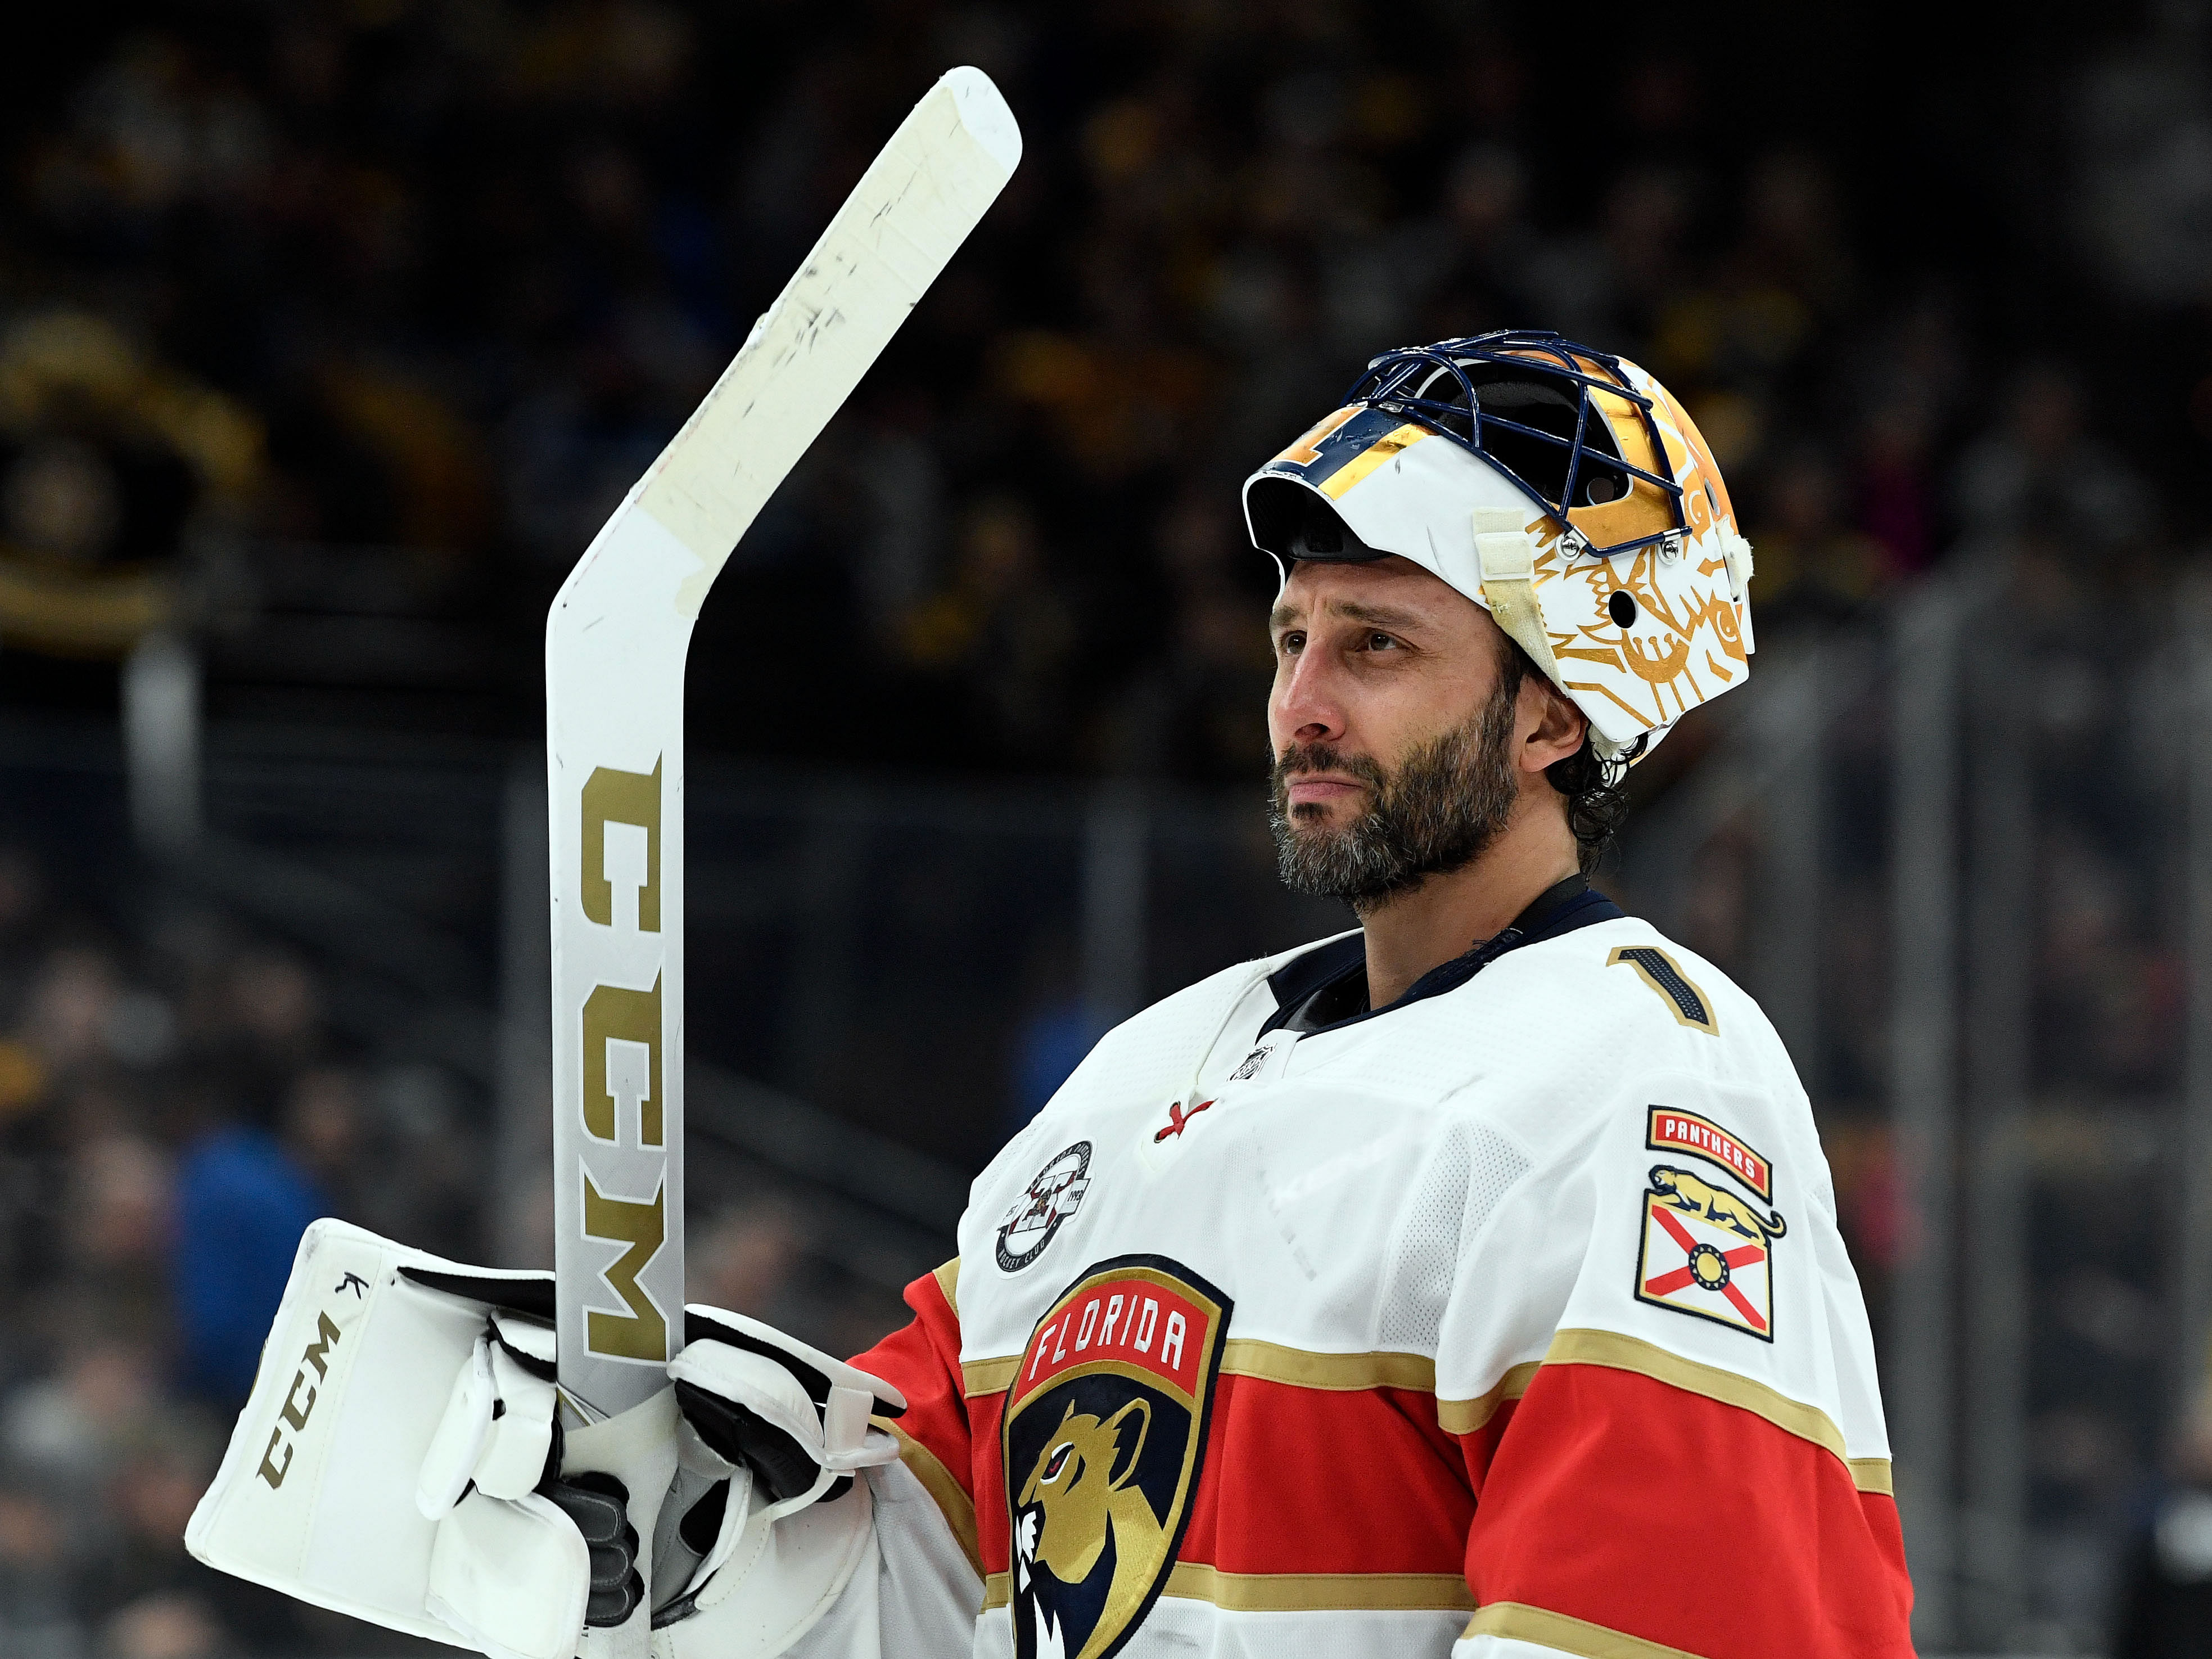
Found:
[1635,1121,1786,1342]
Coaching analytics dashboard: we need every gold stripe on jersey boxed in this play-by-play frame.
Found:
[883,1420,980,1579]
[1220,1340,1435,1392]
[933,1256,960,1315]
[1465,1601,1707,1658]
[982,1567,1474,1614]
[1848,1456,1895,1496]
[963,1354,1021,1396]
[1432,1334,1894,1494]
[1543,1328,1891,1493]
[965,1341,1437,1399]
[1436,1359,1541,1434]
[963,1329,1893,1493]
[1164,1563,1475,1612]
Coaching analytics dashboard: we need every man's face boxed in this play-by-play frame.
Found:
[1265,555,1578,907]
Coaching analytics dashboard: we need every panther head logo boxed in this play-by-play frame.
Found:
[1004,1258,1229,1659]
[1015,1398,1165,1629]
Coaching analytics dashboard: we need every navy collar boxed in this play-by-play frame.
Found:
[1262,874,1625,1038]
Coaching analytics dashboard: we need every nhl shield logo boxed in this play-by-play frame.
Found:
[1005,1256,1229,1659]
[1636,1164,1787,1340]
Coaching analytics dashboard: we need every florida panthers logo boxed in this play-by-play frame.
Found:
[1005,1257,1229,1659]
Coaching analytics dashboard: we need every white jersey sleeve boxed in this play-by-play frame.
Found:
[1424,932,1911,1657]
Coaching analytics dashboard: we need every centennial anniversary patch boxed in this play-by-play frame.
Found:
[997,1143,1094,1273]
[1004,1256,1229,1659]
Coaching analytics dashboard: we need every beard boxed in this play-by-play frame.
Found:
[1267,677,1522,912]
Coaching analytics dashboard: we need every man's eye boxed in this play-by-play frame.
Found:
[1279,632,1304,653]
[1367,632,1397,650]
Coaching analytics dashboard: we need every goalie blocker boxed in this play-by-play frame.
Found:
[187,1219,907,1659]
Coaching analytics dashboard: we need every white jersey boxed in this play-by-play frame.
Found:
[792,901,1913,1659]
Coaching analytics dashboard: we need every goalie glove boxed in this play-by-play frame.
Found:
[189,1224,906,1659]
[645,1307,905,1646]
[410,1309,672,1650]
[186,1221,679,1659]
[672,1308,906,1516]
[409,1305,902,1659]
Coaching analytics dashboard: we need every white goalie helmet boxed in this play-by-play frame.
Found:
[1243,330,1755,763]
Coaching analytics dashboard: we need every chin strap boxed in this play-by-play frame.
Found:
[1721,529,1758,656]
[1471,507,1563,688]
[1473,507,1652,763]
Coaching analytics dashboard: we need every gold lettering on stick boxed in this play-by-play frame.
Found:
[581,760,662,931]
[584,1176,667,1362]
[581,975,662,1145]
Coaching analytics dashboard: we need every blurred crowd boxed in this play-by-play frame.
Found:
[0,841,493,1656]
[0,819,902,1656]
[0,1,2192,771]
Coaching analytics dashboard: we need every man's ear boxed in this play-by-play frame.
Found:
[1516,673,1588,776]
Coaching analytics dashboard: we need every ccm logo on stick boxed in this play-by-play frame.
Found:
[576,760,669,1364]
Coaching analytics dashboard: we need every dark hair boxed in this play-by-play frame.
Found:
[1493,641,1631,874]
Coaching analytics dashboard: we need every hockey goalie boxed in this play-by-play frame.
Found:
[179,73,1914,1659]
[184,329,1915,1659]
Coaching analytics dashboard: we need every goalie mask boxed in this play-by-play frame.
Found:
[1242,329,1754,762]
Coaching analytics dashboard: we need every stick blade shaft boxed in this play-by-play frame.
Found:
[544,69,1019,1417]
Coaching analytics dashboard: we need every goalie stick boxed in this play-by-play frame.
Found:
[545,68,1021,1423]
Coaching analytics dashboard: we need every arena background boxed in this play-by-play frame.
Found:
[0,3,2205,1655]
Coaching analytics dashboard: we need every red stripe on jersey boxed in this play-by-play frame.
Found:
[1455,1397,1520,1491]
[973,1390,1009,1572]
[969,1374,1471,1577]
[964,1380,1469,1584]
[1464,1363,1913,1658]
[848,1269,972,1503]
[1179,1377,1472,1575]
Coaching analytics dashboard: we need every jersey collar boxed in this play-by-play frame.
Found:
[1262,874,1626,1038]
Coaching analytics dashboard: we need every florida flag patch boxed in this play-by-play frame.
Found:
[1636,1162,1787,1341]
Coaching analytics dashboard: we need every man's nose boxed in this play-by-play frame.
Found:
[1272,649,1346,747]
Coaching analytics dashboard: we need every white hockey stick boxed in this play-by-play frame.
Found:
[545,68,1021,1423]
